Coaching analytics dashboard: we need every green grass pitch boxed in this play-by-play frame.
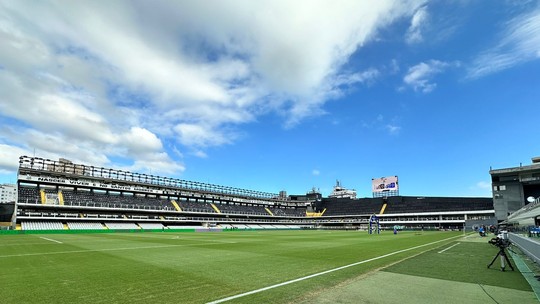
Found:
[0,230,532,303]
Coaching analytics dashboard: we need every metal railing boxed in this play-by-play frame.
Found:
[509,232,540,264]
[18,156,281,200]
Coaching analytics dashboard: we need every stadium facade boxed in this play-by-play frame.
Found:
[490,157,540,222]
[1,156,496,232]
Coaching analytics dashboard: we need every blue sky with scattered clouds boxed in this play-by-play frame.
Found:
[1,0,539,197]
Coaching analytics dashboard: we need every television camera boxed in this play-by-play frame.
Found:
[488,236,509,249]
[487,232,514,271]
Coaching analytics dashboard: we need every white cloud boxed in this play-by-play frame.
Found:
[0,144,31,173]
[468,180,492,197]
[129,152,185,175]
[312,169,321,176]
[174,123,234,148]
[117,127,184,174]
[467,7,540,79]
[193,150,208,159]
[389,59,400,74]
[122,127,163,156]
[337,68,381,87]
[403,60,458,93]
[406,6,429,44]
[0,0,427,174]
[386,124,402,135]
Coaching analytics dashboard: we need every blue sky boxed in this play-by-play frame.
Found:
[0,1,539,197]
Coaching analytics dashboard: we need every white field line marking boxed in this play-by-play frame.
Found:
[438,242,460,254]
[206,234,463,304]
[0,241,231,258]
[39,237,63,244]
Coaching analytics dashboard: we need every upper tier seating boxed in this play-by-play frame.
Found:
[318,198,383,216]
[317,196,493,216]
[177,200,216,213]
[268,206,306,217]
[383,196,493,214]
[61,191,174,210]
[215,203,268,215]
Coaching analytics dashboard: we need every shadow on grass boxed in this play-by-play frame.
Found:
[383,240,531,291]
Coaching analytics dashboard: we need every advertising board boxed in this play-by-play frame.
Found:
[372,176,398,193]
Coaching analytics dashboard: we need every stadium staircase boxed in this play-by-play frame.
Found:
[265,207,274,216]
[40,189,46,204]
[306,209,326,217]
[379,203,387,214]
[171,200,182,211]
[210,203,222,214]
[58,191,64,206]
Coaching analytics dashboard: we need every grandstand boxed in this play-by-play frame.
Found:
[5,156,496,232]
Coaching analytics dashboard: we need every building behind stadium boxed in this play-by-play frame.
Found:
[0,184,17,204]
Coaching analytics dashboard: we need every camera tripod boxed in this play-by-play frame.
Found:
[487,246,514,271]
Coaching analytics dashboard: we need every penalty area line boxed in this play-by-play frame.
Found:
[206,234,463,304]
[39,237,63,244]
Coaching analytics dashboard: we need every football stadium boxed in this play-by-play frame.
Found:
[1,156,540,303]
[3,2,540,303]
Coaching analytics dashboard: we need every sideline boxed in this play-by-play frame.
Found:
[206,234,463,304]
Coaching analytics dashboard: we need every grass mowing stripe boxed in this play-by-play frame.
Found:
[39,236,63,244]
[206,233,463,304]
[0,242,68,246]
[0,241,233,258]
[438,242,460,254]
[111,233,239,243]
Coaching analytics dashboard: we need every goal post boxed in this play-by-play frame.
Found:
[369,214,380,234]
